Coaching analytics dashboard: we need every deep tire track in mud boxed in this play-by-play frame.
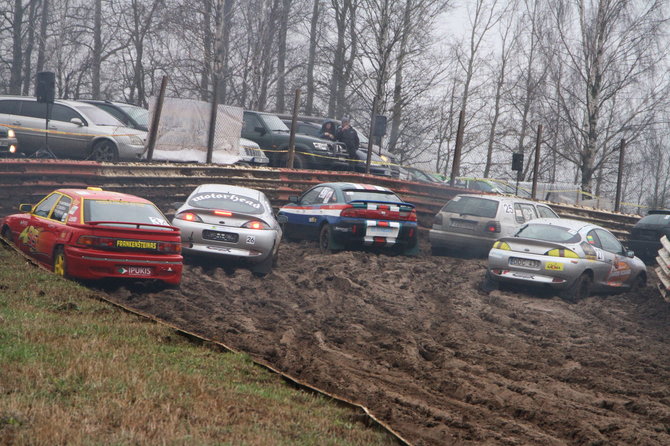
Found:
[103,241,670,445]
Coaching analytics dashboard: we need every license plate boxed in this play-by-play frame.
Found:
[202,229,239,243]
[118,266,153,276]
[115,239,157,250]
[450,219,476,229]
[369,226,393,234]
[509,257,540,268]
[545,262,564,271]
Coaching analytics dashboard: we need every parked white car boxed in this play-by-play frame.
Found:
[0,95,146,162]
[429,194,560,257]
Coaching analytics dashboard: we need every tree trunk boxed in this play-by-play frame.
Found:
[328,0,348,118]
[92,0,102,99]
[388,0,412,154]
[36,0,48,73]
[21,0,37,95]
[201,0,213,102]
[217,0,234,104]
[337,0,356,119]
[275,0,292,113]
[10,0,24,95]
[305,0,320,115]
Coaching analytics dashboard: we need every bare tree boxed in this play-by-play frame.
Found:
[550,0,669,192]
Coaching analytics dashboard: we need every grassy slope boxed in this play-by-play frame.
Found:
[0,246,395,445]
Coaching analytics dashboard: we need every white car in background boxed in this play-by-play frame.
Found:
[0,95,146,162]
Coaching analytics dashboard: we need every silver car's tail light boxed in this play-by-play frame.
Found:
[242,220,271,230]
[175,211,203,222]
[545,248,580,258]
[492,241,511,250]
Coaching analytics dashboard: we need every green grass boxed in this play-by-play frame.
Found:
[0,246,396,445]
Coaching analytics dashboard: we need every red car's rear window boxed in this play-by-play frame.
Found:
[83,200,170,228]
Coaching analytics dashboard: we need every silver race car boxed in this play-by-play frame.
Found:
[485,218,647,301]
[172,184,281,276]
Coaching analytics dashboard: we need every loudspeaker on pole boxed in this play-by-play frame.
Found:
[36,72,55,103]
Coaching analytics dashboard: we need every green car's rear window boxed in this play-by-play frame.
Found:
[516,223,581,243]
[443,196,498,218]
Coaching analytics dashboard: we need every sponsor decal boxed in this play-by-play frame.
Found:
[18,225,42,252]
[115,240,157,249]
[117,266,153,276]
[545,262,564,271]
[190,192,261,209]
[607,256,631,283]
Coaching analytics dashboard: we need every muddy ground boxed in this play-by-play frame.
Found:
[102,240,670,446]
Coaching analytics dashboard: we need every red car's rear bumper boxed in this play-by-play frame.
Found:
[65,246,183,285]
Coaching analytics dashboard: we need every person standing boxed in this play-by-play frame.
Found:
[336,117,359,159]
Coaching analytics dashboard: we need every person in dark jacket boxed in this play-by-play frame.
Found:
[319,121,337,141]
[336,118,359,159]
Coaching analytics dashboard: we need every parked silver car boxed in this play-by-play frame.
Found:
[485,218,647,301]
[171,184,281,276]
[429,194,559,256]
[0,96,146,161]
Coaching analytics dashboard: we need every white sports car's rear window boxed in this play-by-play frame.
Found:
[516,224,581,243]
[188,192,264,214]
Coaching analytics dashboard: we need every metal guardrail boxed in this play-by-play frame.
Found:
[0,159,642,236]
[656,236,670,302]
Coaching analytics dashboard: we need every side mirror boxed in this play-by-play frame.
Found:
[254,126,266,135]
[19,203,33,212]
[626,250,635,258]
[288,195,299,204]
[70,117,84,126]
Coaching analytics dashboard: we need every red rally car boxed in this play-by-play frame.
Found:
[0,187,182,286]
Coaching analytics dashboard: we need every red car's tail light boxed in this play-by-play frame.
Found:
[157,241,182,253]
[77,235,116,248]
[175,211,202,222]
[242,220,270,230]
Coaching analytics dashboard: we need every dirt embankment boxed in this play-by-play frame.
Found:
[103,241,670,446]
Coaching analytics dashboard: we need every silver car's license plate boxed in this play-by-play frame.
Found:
[202,229,239,243]
[509,257,540,268]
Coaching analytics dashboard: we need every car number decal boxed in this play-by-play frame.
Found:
[545,262,564,271]
[148,216,168,226]
[246,235,256,245]
[503,203,514,214]
[594,247,604,261]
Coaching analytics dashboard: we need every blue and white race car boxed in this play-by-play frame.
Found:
[277,182,419,255]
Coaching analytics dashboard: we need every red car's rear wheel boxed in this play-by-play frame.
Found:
[53,246,68,278]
